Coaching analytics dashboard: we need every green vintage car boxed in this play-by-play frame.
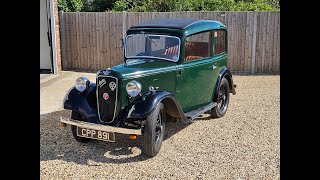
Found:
[60,18,236,157]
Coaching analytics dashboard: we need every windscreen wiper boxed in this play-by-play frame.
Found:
[141,31,157,47]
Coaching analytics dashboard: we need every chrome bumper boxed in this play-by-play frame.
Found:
[59,117,142,135]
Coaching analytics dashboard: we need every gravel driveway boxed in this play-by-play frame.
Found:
[40,75,280,179]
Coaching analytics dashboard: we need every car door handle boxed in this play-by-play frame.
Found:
[212,65,218,70]
[178,69,183,75]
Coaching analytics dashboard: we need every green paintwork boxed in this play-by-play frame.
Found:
[183,20,226,37]
[111,60,177,108]
[108,20,228,113]
[176,28,228,112]
[175,58,216,112]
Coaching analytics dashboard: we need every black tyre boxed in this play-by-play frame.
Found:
[70,111,91,143]
[211,77,230,118]
[143,103,166,157]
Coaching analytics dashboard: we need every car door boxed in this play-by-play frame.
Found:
[175,31,217,113]
[211,29,228,96]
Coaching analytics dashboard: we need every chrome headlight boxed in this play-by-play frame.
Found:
[75,77,90,92]
[126,80,142,97]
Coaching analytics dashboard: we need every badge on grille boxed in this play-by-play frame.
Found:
[103,70,110,75]
[103,92,109,100]
[98,79,106,88]
[109,82,116,91]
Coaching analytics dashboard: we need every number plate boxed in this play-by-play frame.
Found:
[76,127,115,142]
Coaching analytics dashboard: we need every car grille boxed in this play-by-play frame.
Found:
[96,76,118,123]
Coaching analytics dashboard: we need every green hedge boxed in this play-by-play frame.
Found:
[58,0,280,12]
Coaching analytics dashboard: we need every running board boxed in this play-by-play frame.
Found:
[184,102,217,120]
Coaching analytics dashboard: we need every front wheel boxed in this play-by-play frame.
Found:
[211,77,230,118]
[143,103,166,157]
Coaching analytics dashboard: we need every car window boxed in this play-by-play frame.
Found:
[214,30,227,55]
[125,34,180,62]
[185,31,211,62]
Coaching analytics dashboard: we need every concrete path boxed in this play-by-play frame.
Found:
[40,71,96,115]
[40,74,50,79]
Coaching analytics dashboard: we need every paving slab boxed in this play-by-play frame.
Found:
[40,71,96,115]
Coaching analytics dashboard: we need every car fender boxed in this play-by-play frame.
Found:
[63,83,99,123]
[129,91,188,121]
[213,67,236,101]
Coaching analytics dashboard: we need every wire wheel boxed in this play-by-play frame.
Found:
[154,110,164,148]
[211,77,230,118]
[218,84,228,112]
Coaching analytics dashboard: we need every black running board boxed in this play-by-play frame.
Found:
[184,102,217,121]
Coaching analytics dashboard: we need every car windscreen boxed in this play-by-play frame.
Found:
[125,33,180,62]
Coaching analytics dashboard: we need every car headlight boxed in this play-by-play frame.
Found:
[75,77,90,92]
[126,80,142,97]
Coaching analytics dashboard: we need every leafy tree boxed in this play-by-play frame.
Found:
[58,0,279,12]
[58,0,117,12]
[89,0,117,12]
[113,0,128,11]
[113,0,279,12]
[81,0,92,11]
[58,0,84,12]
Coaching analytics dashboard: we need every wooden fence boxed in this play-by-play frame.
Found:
[59,11,280,74]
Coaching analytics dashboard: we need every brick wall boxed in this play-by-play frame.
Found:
[54,0,62,73]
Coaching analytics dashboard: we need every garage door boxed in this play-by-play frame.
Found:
[40,0,52,70]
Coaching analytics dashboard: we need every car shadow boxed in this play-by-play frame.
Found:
[40,110,190,165]
[193,113,219,121]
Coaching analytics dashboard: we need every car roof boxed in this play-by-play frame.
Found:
[129,18,226,35]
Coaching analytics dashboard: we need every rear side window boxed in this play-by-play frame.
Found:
[184,31,212,62]
[214,30,227,55]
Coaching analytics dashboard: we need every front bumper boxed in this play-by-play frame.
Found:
[59,117,142,135]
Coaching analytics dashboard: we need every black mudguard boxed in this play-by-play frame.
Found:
[63,83,99,123]
[213,67,236,101]
[130,91,188,121]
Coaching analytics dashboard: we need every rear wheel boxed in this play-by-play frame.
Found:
[70,111,91,143]
[211,77,230,118]
[143,103,166,157]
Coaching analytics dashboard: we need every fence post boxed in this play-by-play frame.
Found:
[122,11,127,39]
[251,12,258,74]
[59,10,66,69]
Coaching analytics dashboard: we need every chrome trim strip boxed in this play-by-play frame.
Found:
[123,67,177,79]
[60,117,142,135]
[127,105,135,118]
[124,34,181,62]
[96,75,118,123]
[126,56,177,62]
